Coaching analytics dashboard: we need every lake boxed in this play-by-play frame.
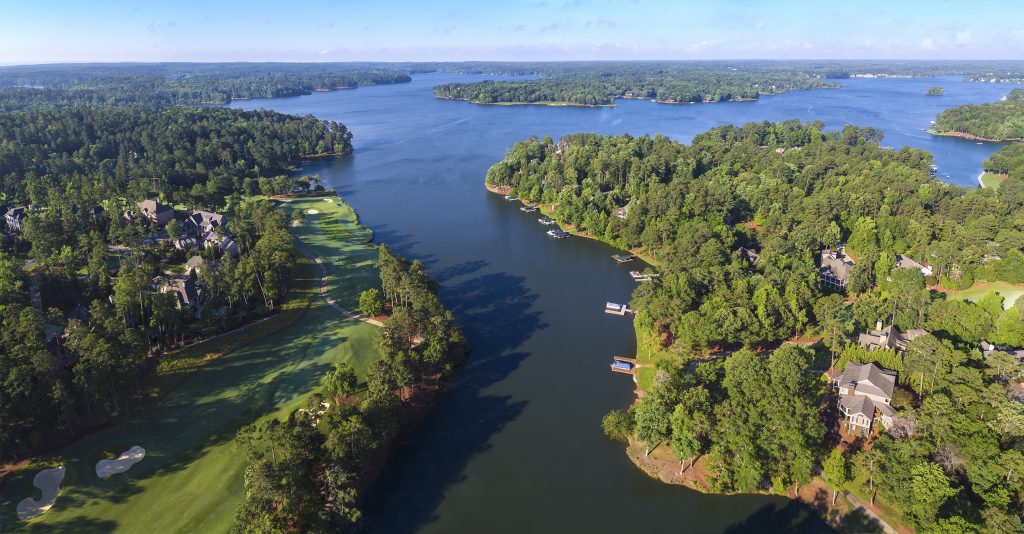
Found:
[231,73,1021,533]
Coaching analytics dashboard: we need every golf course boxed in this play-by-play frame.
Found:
[947,280,1024,309]
[1,195,381,532]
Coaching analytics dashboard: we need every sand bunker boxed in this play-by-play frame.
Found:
[95,446,146,479]
[16,465,65,520]
[306,209,320,214]
[323,198,333,202]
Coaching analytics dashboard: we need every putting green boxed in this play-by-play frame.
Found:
[2,195,381,532]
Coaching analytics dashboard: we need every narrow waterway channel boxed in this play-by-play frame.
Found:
[232,72,1021,532]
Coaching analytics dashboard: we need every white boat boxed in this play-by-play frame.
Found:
[547,229,569,239]
[520,205,538,213]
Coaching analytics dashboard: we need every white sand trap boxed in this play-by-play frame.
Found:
[95,446,146,479]
[16,465,65,520]
[306,209,320,215]
[323,198,333,202]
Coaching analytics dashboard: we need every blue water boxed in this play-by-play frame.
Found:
[231,73,1020,533]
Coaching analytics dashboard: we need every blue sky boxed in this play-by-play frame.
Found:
[1,0,1022,64]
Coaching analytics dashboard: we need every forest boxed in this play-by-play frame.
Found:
[491,121,1024,531]
[0,63,411,109]
[232,245,468,532]
[433,67,837,105]
[933,89,1024,141]
[432,61,1024,106]
[0,104,349,461]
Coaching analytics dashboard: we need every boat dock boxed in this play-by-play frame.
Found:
[612,254,635,264]
[547,229,569,239]
[504,194,518,201]
[538,216,555,225]
[605,301,632,315]
[520,205,538,213]
[629,270,659,282]
[610,355,637,375]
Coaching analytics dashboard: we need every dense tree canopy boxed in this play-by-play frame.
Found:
[434,67,837,105]
[232,247,467,533]
[933,89,1024,140]
[0,63,411,109]
[490,121,1024,530]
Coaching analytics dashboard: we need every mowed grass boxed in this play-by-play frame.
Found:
[946,280,1024,309]
[2,195,381,533]
[285,195,379,311]
[980,172,1007,189]
[635,325,684,392]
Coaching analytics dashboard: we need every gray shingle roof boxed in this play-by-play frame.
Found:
[836,362,897,399]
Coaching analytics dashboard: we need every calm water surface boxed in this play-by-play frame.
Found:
[232,74,1021,533]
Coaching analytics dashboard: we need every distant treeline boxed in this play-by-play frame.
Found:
[433,66,837,105]
[933,89,1024,141]
[0,63,411,109]
[431,61,1024,106]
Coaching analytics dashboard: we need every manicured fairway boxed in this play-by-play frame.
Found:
[947,280,1024,309]
[285,195,380,312]
[1,195,381,533]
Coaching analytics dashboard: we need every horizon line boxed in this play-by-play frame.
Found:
[3,58,1024,68]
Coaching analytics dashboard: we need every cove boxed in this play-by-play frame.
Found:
[231,72,1022,532]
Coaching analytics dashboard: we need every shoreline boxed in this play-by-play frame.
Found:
[927,129,1016,143]
[437,96,614,108]
[485,182,662,267]
[489,179,900,532]
[624,435,904,533]
[978,171,1009,189]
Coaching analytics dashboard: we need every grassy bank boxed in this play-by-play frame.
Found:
[979,171,1008,189]
[2,195,381,533]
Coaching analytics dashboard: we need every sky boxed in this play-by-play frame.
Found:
[1,0,1023,64]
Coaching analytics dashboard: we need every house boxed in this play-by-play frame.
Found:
[895,254,933,277]
[820,247,855,289]
[980,340,1024,364]
[614,204,629,220]
[185,255,206,276]
[833,362,898,433]
[183,211,226,235]
[738,247,760,266]
[4,206,27,232]
[155,275,201,312]
[858,321,929,351]
[138,199,174,226]
[203,231,238,256]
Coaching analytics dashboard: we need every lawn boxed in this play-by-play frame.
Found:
[1,195,382,533]
[946,280,1024,309]
[635,324,685,392]
[979,172,1007,190]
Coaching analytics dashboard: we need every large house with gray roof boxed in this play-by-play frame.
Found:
[833,362,898,433]
[820,247,855,289]
[4,206,27,233]
[857,321,929,352]
[138,199,174,226]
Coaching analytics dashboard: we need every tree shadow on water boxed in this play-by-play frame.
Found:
[362,271,545,532]
[721,500,835,534]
